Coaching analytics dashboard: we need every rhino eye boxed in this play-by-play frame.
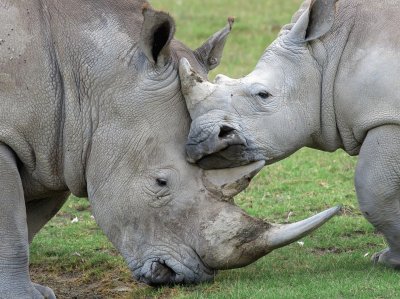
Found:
[257,91,271,100]
[156,178,167,187]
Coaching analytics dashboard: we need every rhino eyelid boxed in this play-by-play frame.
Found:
[257,91,271,99]
[156,178,168,187]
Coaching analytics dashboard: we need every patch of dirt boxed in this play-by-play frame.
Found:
[30,266,182,299]
[30,266,138,299]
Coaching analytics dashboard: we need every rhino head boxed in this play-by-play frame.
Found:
[179,0,338,169]
[75,4,339,286]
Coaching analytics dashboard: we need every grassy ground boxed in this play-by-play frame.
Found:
[30,0,400,298]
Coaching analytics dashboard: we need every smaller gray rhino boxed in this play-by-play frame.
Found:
[0,0,339,297]
[180,0,400,270]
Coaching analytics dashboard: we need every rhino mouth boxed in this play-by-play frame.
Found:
[195,146,262,169]
[129,251,216,286]
[186,127,250,167]
[186,115,249,165]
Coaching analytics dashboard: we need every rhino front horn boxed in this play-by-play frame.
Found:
[201,205,342,269]
[179,58,216,119]
[266,205,342,249]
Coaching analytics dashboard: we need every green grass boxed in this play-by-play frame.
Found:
[29,0,400,298]
[153,0,301,78]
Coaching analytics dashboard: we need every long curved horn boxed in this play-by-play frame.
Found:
[199,204,341,269]
[267,205,341,249]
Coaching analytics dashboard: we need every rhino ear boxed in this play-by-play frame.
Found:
[140,5,176,65]
[195,17,234,72]
[288,0,337,43]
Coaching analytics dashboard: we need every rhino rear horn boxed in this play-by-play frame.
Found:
[202,161,265,199]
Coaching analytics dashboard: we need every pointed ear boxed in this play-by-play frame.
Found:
[140,5,176,65]
[288,0,337,43]
[195,17,234,72]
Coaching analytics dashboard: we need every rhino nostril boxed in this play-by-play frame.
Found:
[145,260,176,286]
[218,125,235,139]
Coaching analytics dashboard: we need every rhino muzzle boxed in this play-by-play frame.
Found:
[133,257,215,285]
[137,259,178,285]
[186,120,249,167]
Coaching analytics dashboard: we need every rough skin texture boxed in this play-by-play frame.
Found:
[182,0,400,270]
[0,0,254,296]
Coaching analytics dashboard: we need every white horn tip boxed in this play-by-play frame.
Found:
[179,57,192,76]
[268,205,342,249]
[320,205,342,218]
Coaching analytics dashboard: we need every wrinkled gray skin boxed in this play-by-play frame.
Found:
[0,0,341,297]
[181,0,400,270]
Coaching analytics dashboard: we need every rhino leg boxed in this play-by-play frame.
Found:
[27,192,69,243]
[355,125,400,269]
[0,143,55,298]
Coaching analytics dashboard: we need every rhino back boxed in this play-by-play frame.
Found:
[333,0,400,154]
[0,0,68,199]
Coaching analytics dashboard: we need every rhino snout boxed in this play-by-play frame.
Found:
[186,121,247,165]
[135,259,180,286]
[131,255,216,286]
[139,260,176,285]
[217,124,236,139]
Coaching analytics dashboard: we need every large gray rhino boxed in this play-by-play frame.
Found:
[180,0,400,270]
[0,0,340,297]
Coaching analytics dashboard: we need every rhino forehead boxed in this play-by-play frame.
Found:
[82,17,139,64]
